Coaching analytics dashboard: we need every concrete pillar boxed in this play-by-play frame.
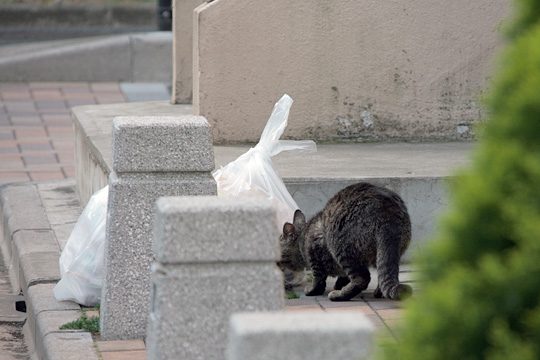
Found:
[193,0,508,143]
[100,116,217,340]
[226,312,374,360]
[146,196,284,360]
[171,0,206,104]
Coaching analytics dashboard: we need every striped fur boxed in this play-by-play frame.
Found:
[279,182,412,301]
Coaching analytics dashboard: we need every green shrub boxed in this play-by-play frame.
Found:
[380,1,540,359]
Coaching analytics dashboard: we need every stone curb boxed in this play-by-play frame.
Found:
[0,32,172,82]
[0,182,99,360]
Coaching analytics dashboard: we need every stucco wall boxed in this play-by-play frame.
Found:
[193,0,509,143]
[172,0,206,104]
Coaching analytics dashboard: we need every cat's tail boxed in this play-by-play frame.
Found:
[375,223,411,300]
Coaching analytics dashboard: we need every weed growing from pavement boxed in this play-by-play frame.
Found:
[59,306,100,334]
[286,290,299,299]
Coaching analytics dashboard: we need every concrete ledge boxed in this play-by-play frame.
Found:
[73,101,192,205]
[72,101,473,259]
[0,181,99,360]
[0,32,171,82]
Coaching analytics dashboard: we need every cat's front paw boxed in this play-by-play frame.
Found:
[328,290,351,302]
[387,283,413,300]
[396,283,413,300]
[334,276,350,290]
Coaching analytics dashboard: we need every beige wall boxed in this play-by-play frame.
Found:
[172,0,206,104]
[193,0,509,143]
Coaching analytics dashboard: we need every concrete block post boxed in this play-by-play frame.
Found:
[146,196,285,360]
[226,312,374,360]
[100,116,217,340]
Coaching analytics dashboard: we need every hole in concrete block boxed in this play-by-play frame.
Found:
[15,300,26,313]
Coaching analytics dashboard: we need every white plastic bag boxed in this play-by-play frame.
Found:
[54,186,108,306]
[213,94,316,228]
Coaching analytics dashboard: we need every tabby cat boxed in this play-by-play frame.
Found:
[279,182,412,301]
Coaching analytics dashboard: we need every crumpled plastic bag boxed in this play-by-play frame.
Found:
[53,186,108,306]
[213,94,316,228]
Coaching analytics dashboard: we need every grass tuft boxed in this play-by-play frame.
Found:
[60,308,100,334]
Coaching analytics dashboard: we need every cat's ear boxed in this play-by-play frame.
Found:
[293,210,306,229]
[283,222,295,236]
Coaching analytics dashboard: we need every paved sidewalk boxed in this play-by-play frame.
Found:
[0,82,169,185]
[0,82,419,359]
[0,82,125,183]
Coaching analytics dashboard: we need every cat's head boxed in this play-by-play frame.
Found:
[278,210,307,273]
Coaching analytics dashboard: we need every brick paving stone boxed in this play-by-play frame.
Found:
[5,101,36,109]
[0,131,13,140]
[1,92,31,101]
[0,83,29,91]
[0,140,18,148]
[96,96,126,104]
[15,128,48,139]
[96,340,146,352]
[0,147,18,154]
[325,304,377,315]
[285,297,319,307]
[47,127,73,138]
[19,143,52,151]
[42,114,72,124]
[51,140,74,150]
[364,298,403,310]
[56,152,74,163]
[63,94,96,103]
[28,82,66,89]
[62,166,75,178]
[0,82,129,185]
[317,297,367,309]
[285,304,325,313]
[24,154,58,165]
[375,308,403,320]
[62,88,93,96]
[364,313,387,330]
[0,115,10,126]
[35,101,68,110]
[67,99,97,107]
[37,108,70,114]
[0,156,24,169]
[90,83,121,91]
[10,116,42,126]
[31,90,64,100]
[0,171,30,183]
[29,170,65,181]
[100,350,147,360]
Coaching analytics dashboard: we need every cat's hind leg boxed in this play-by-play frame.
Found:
[328,265,370,301]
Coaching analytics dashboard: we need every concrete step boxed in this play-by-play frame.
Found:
[72,101,474,260]
[0,32,171,82]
